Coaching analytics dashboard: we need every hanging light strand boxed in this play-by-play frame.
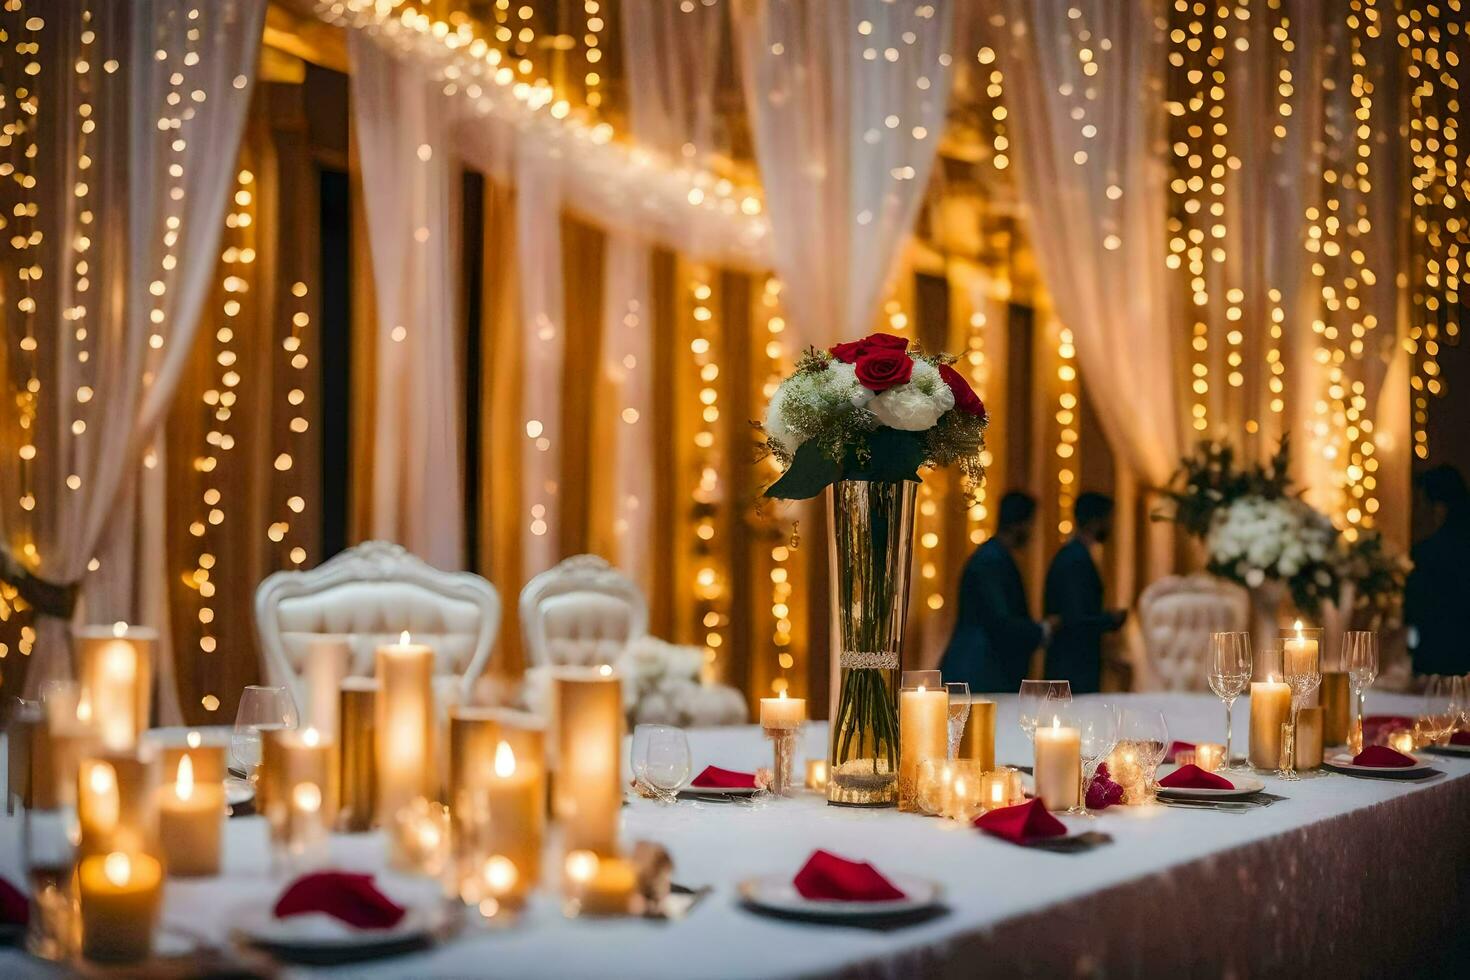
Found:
[689,267,725,683]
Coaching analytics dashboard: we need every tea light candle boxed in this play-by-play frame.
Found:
[74,623,156,751]
[566,851,636,917]
[1194,743,1226,773]
[960,698,996,770]
[304,636,351,737]
[375,632,436,826]
[759,691,805,730]
[338,677,378,832]
[395,797,451,876]
[157,754,223,876]
[1388,729,1415,753]
[898,675,947,812]
[552,666,623,856]
[805,759,828,791]
[942,762,986,822]
[980,769,1010,811]
[1033,715,1081,811]
[1248,677,1292,769]
[78,851,163,963]
[1294,706,1324,770]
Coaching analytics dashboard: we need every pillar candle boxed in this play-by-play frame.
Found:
[1282,622,1319,681]
[157,753,223,876]
[263,727,338,841]
[449,708,546,899]
[156,730,227,785]
[1319,671,1351,745]
[482,739,543,900]
[960,698,996,771]
[551,666,623,856]
[304,636,351,738]
[1249,678,1292,769]
[338,677,378,832]
[1294,706,1324,770]
[74,624,156,752]
[1033,716,1081,811]
[77,751,158,859]
[759,692,805,730]
[898,679,948,813]
[375,632,435,824]
[78,851,163,963]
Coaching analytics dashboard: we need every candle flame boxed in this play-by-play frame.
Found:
[104,644,135,681]
[77,689,93,724]
[175,754,194,802]
[917,685,926,694]
[292,781,322,814]
[565,849,599,884]
[1051,715,1062,730]
[954,777,966,795]
[103,851,131,887]
[89,760,116,795]
[598,663,613,678]
[494,740,516,778]
[399,630,412,645]
[186,730,202,749]
[302,726,321,748]
[483,855,518,894]
[112,621,127,638]
[1294,619,1304,640]
[778,689,787,700]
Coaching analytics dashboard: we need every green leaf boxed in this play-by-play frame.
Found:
[766,440,843,500]
[844,427,927,484]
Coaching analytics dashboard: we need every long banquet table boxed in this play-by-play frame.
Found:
[3,691,1469,978]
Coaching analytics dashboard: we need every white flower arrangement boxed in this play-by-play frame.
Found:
[1205,495,1340,606]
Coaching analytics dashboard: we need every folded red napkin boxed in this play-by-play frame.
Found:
[792,850,905,902]
[274,872,406,929]
[691,765,757,789]
[0,877,28,928]
[1451,731,1470,746]
[1164,740,1195,763]
[973,798,1067,845]
[1158,764,1234,790]
[1351,745,1416,768]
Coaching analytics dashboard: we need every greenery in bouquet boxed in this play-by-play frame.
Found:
[756,333,988,500]
[1160,436,1292,537]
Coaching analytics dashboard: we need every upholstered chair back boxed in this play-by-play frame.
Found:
[1137,574,1249,691]
[519,555,648,667]
[254,541,500,706]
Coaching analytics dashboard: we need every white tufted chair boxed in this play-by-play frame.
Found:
[1137,574,1249,691]
[519,554,648,668]
[254,541,500,708]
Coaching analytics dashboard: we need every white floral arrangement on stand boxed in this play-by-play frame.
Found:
[1205,495,1340,610]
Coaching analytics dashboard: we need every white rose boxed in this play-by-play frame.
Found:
[763,382,799,453]
[869,383,946,431]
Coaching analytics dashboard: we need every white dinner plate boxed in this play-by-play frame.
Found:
[679,782,762,797]
[232,897,448,956]
[1154,765,1265,799]
[1322,751,1435,778]
[1424,741,1470,757]
[738,873,942,920]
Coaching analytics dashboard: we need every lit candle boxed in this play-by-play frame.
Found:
[74,623,155,752]
[898,673,948,812]
[960,698,996,770]
[375,632,436,826]
[262,727,337,861]
[1283,621,1319,681]
[551,665,623,856]
[1033,715,1081,811]
[465,739,543,904]
[1249,676,1292,769]
[1294,706,1324,770]
[759,691,804,795]
[78,851,162,963]
[565,851,636,917]
[759,691,805,730]
[394,797,450,876]
[77,752,157,859]
[157,754,223,876]
[1388,729,1415,754]
[805,758,829,791]
[44,682,100,809]
[942,762,986,822]
[1194,742,1226,773]
[980,768,1010,811]
[304,636,351,738]
[337,677,378,832]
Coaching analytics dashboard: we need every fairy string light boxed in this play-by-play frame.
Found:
[689,267,725,682]
[757,277,798,696]
[279,281,311,569]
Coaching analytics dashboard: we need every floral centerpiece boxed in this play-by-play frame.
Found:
[1204,495,1340,612]
[758,333,987,807]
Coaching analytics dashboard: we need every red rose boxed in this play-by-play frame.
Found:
[938,363,986,416]
[854,350,914,392]
[830,332,908,364]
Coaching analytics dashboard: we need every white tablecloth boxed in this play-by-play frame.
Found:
[4,692,1468,978]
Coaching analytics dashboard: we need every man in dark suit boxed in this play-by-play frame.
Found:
[941,492,1055,693]
[1044,492,1128,694]
[1406,465,1470,677]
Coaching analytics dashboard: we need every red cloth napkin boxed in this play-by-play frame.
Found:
[1451,731,1470,746]
[274,872,406,929]
[691,765,757,789]
[1158,764,1234,790]
[973,798,1067,845]
[792,850,905,902]
[1164,740,1195,763]
[1351,745,1416,768]
[0,877,28,928]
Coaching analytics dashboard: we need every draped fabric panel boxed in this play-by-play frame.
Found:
[0,0,264,696]
[349,36,464,571]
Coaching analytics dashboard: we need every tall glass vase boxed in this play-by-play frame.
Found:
[826,480,916,807]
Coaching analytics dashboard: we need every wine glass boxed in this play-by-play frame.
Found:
[1279,638,1321,782]
[1018,680,1072,743]
[230,685,298,794]
[945,682,970,760]
[1069,700,1120,817]
[1119,708,1169,801]
[1446,675,1466,738]
[21,806,76,960]
[1419,677,1453,747]
[1207,632,1251,771]
[1343,631,1378,752]
[634,724,691,803]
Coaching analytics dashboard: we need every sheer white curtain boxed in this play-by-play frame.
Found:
[999,0,1186,595]
[349,36,464,571]
[735,0,954,349]
[0,0,264,697]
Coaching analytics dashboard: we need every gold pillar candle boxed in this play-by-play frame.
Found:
[898,672,947,812]
[805,759,829,791]
[960,698,996,770]
[375,632,436,825]
[551,666,623,856]
[448,705,500,803]
[338,677,378,832]
[77,751,158,859]
[74,623,156,752]
[1249,678,1292,769]
[1294,706,1324,770]
[1319,671,1351,745]
[565,851,636,917]
[478,740,544,900]
[78,851,163,963]
[450,709,546,900]
[157,753,224,876]
[304,636,352,737]
[262,727,338,840]
[156,732,228,785]
[1033,716,1081,811]
[1194,743,1226,773]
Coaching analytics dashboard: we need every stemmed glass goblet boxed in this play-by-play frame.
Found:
[1343,630,1378,753]
[1118,708,1169,802]
[1069,700,1120,817]
[1279,633,1321,781]
[1207,631,1251,771]
[229,684,298,795]
[633,724,691,803]
[945,682,970,760]
[1018,680,1072,743]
